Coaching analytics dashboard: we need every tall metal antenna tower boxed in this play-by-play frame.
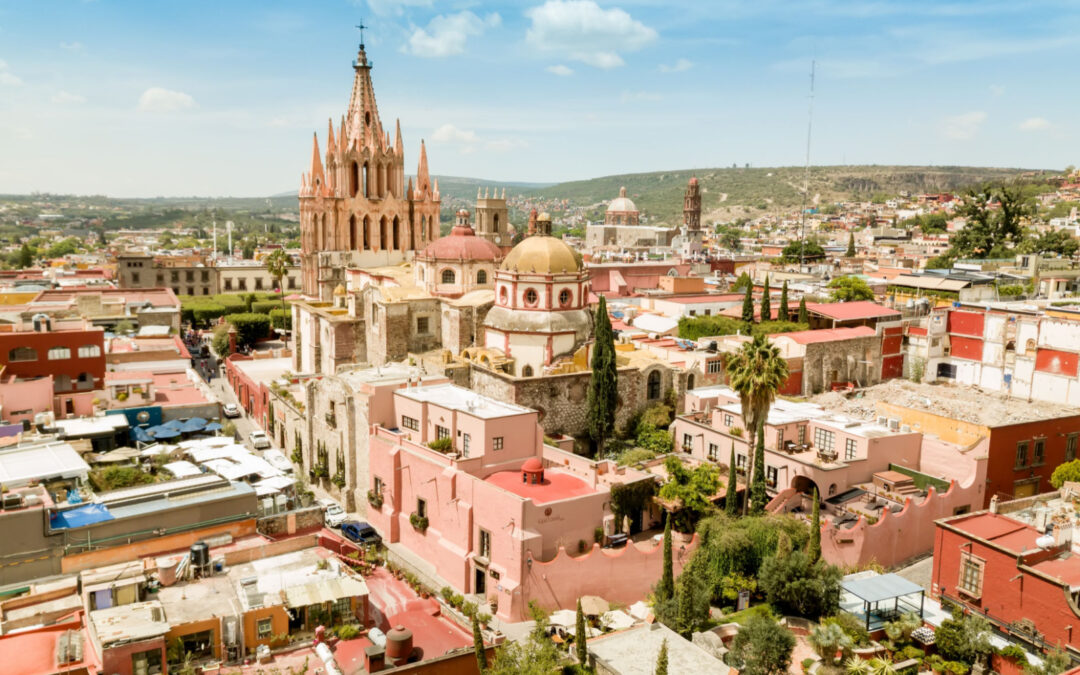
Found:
[799,60,816,273]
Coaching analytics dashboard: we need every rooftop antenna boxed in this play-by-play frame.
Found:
[799,59,816,274]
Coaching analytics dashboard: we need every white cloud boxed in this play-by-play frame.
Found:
[364,0,432,16]
[619,90,661,103]
[546,64,574,76]
[526,0,657,69]
[1019,117,1051,131]
[431,123,479,144]
[403,11,501,58]
[940,111,986,140]
[51,91,85,105]
[0,60,23,86]
[989,84,1005,97]
[137,87,196,113]
[659,58,693,73]
[60,41,83,50]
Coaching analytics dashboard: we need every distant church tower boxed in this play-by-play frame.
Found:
[680,177,704,258]
[298,37,441,298]
[474,187,511,247]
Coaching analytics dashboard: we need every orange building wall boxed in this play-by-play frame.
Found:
[61,520,257,574]
[242,606,289,650]
[166,618,221,660]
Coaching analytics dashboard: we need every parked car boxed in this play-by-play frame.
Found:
[263,449,293,473]
[318,499,347,528]
[248,430,271,450]
[340,521,381,545]
[222,403,241,418]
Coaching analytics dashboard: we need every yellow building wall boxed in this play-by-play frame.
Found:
[875,401,988,446]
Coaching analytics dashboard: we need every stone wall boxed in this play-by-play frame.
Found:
[802,335,881,394]
[255,506,324,537]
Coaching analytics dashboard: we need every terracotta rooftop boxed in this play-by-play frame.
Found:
[772,326,876,344]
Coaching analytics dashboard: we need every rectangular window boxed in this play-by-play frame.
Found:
[436,425,450,440]
[845,438,857,461]
[704,309,711,316]
[814,428,835,453]
[401,416,418,431]
[766,465,778,488]
[723,414,734,427]
[186,270,194,282]
[131,272,140,284]
[776,428,784,448]
[416,498,427,518]
[479,529,492,559]
[171,271,179,282]
[736,453,747,469]
[1015,441,1029,469]
[224,278,233,291]
[707,443,719,461]
[238,279,247,290]
[417,317,429,334]
[288,277,296,289]
[1034,438,1046,466]
[1067,434,1078,462]
[256,277,264,290]
[463,433,471,457]
[689,310,696,316]
[48,347,71,360]
[958,551,984,599]
[257,618,273,639]
[373,476,383,496]
[707,360,723,374]
[682,433,693,451]
[201,270,210,282]
[202,287,209,295]
[798,425,806,446]
[493,436,504,451]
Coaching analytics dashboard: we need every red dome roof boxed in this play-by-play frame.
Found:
[419,224,503,262]
[522,457,544,473]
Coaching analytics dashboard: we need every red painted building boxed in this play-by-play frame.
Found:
[0,325,105,394]
[932,505,1080,659]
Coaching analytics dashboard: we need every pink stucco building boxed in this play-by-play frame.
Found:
[673,385,985,568]
[367,383,688,621]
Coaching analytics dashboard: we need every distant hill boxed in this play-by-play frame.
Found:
[520,165,1047,225]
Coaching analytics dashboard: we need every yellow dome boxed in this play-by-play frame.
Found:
[501,235,583,274]
[333,284,347,296]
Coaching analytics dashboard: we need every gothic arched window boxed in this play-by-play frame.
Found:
[647,370,662,400]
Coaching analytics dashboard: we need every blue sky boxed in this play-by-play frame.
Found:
[0,0,1077,197]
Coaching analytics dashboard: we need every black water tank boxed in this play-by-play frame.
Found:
[190,541,210,567]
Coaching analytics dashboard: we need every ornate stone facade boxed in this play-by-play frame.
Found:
[299,41,441,299]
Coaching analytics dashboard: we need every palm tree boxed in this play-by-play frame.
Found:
[264,248,291,340]
[724,333,789,514]
[809,622,853,667]
[845,656,871,675]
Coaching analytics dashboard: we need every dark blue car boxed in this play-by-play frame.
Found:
[340,521,381,545]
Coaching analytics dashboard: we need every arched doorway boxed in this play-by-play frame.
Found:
[392,216,400,251]
[349,215,357,250]
[379,217,388,251]
[792,475,819,499]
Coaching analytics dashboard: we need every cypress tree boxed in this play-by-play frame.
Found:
[655,638,669,675]
[586,295,618,454]
[472,613,486,674]
[575,597,588,666]
[725,444,739,516]
[808,487,821,562]
[846,231,856,257]
[797,296,808,324]
[16,243,32,269]
[749,421,767,515]
[741,281,754,324]
[657,513,674,603]
[760,275,772,322]
[778,281,789,322]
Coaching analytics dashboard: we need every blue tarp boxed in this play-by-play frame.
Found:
[50,503,114,529]
[133,426,153,443]
[161,419,185,431]
[147,426,180,439]
[178,417,208,433]
[203,422,223,432]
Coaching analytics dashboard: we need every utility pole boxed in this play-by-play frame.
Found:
[799,60,816,274]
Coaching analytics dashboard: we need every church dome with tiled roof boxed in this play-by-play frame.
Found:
[501,235,582,275]
[606,186,638,214]
[418,211,503,262]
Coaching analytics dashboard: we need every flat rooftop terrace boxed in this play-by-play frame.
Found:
[484,467,594,504]
[398,382,534,420]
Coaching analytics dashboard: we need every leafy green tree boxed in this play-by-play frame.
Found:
[674,572,710,637]
[587,295,618,455]
[846,232,856,257]
[797,296,808,324]
[725,614,796,675]
[16,242,33,268]
[934,608,994,667]
[1050,459,1080,488]
[211,324,231,356]
[226,312,271,348]
[760,275,772,321]
[575,598,587,667]
[732,271,753,292]
[778,281,789,322]
[242,239,256,259]
[657,514,674,604]
[725,445,739,516]
[1025,648,1071,675]
[1018,229,1080,257]
[947,184,1033,259]
[473,613,487,674]
[725,334,788,515]
[828,276,875,302]
[658,455,720,531]
[741,282,755,324]
[781,239,825,262]
[489,603,562,674]
[655,638,668,675]
[758,550,841,619]
[808,488,821,562]
[264,248,291,317]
